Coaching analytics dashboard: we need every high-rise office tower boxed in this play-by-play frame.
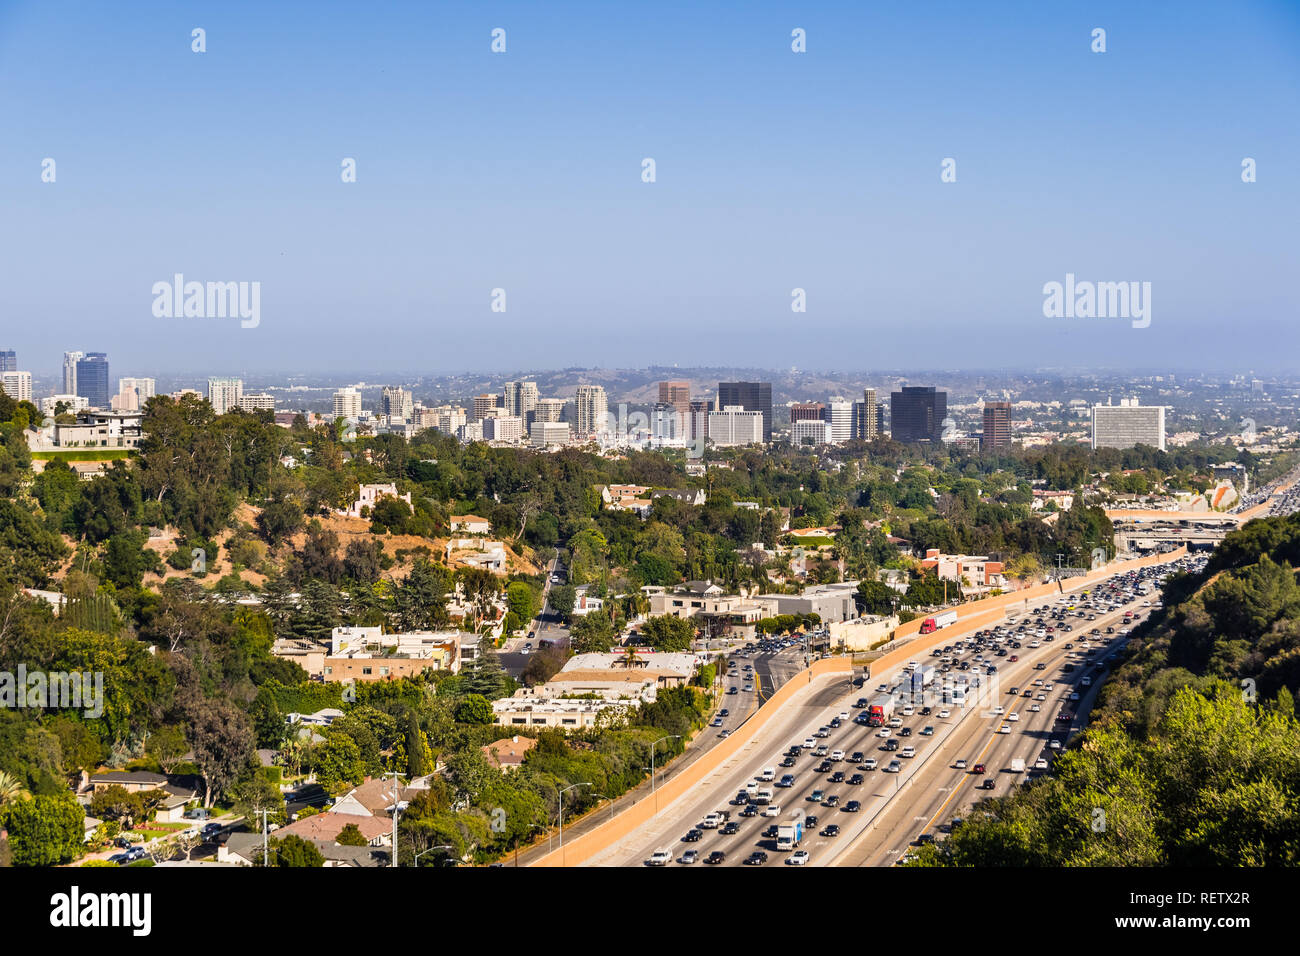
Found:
[207,377,243,415]
[333,387,362,420]
[75,353,110,409]
[890,386,947,442]
[0,350,15,373]
[687,399,710,443]
[1091,398,1165,451]
[790,402,826,422]
[826,401,853,443]
[574,384,609,437]
[853,388,879,441]
[63,351,84,396]
[503,380,539,419]
[0,371,32,403]
[718,381,772,442]
[471,394,500,422]
[658,380,691,429]
[533,398,567,423]
[381,386,414,421]
[708,405,765,446]
[981,401,1013,452]
[114,377,156,411]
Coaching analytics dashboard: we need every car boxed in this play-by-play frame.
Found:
[1049,739,1062,750]
[780,756,796,768]
[727,687,738,695]
[704,851,726,864]
[1070,692,1080,701]
[761,804,781,817]
[1007,712,1019,722]
[828,771,845,784]
[861,758,878,770]
[778,773,796,788]
[1008,655,1019,662]
[883,739,900,752]
[710,717,724,727]
[718,730,732,738]
[803,737,817,749]
[648,849,673,866]
[743,684,754,692]
[719,709,730,717]
[813,745,829,757]
[877,727,892,738]
[109,851,138,865]
[809,789,825,802]
[886,759,902,773]
[787,850,811,865]
[847,773,864,785]
[898,726,912,737]
[1030,703,1042,712]
[1034,758,1049,770]
[740,804,758,817]
[822,824,841,837]
[900,745,916,758]
[684,828,703,842]
[939,709,951,718]
[744,851,769,866]
[721,821,741,835]
[972,763,986,774]
[815,726,831,738]
[888,716,903,728]
[981,778,996,790]
[920,725,935,736]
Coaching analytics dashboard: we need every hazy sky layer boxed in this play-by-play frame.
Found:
[2,0,1298,379]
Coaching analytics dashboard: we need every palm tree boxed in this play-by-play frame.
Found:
[0,770,29,806]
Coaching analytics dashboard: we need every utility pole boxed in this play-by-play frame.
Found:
[259,809,269,867]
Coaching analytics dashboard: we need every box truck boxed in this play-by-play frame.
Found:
[776,819,803,851]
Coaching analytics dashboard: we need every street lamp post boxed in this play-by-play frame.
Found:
[649,735,681,794]
[414,844,455,868]
[382,771,407,867]
[558,783,591,851]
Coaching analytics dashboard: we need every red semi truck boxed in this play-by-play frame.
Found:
[867,693,895,726]
[919,610,958,635]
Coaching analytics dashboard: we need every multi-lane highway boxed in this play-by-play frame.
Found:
[616,551,1198,868]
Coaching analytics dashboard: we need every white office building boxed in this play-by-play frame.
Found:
[574,385,608,437]
[827,400,853,443]
[207,377,243,416]
[791,418,833,446]
[333,387,362,420]
[0,371,32,403]
[1091,398,1166,451]
[708,405,765,447]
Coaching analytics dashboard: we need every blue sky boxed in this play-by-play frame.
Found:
[1,0,1298,378]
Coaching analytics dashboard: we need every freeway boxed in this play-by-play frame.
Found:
[618,551,1194,868]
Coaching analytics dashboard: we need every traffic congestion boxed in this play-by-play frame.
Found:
[640,551,1206,867]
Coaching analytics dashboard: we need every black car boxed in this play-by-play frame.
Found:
[920,706,932,716]
[821,824,840,837]
[828,771,845,783]
[721,821,741,835]
[684,829,703,842]
[744,851,769,866]
[850,751,865,763]
[780,756,796,767]
[844,800,861,812]
[719,709,729,717]
[848,774,864,785]
[884,739,899,751]
[705,851,726,864]
[898,727,912,737]
[816,760,833,773]
[740,804,759,817]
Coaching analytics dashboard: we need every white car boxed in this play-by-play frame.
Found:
[837,711,849,721]
[1029,703,1042,712]
[1045,683,1055,691]
[900,746,916,758]
[998,724,1011,734]
[939,709,951,718]
[888,717,903,728]
[1007,712,1019,722]
[762,804,780,817]
[787,850,810,866]
[991,706,1005,716]
[648,849,673,866]
[954,758,968,769]
[830,750,845,761]
[877,728,892,738]
[1049,739,1062,750]
[1033,758,1049,770]
[901,706,915,717]
[862,758,878,770]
